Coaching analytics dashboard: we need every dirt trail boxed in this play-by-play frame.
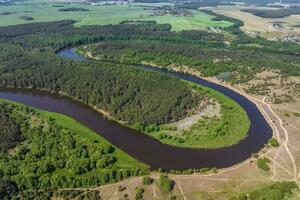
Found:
[263,97,297,178]
[176,180,187,200]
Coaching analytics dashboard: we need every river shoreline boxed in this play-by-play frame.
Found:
[0,48,273,170]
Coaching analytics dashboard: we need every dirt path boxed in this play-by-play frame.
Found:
[203,77,298,180]
[177,181,187,200]
[271,105,300,115]
[263,97,297,178]
[289,124,300,132]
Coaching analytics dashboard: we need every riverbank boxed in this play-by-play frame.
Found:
[0,47,272,170]
[79,49,251,149]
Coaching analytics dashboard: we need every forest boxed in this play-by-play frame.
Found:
[0,17,297,136]
[0,6,299,199]
[241,7,300,18]
[83,39,300,83]
[0,101,148,198]
[0,108,22,153]
[71,11,300,83]
[0,21,207,126]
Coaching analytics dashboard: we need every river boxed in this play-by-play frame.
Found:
[0,48,272,170]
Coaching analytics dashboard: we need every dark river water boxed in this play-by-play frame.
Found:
[0,49,272,170]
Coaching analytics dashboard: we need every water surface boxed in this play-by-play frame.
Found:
[0,49,272,170]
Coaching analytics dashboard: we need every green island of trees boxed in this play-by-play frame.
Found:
[0,100,148,198]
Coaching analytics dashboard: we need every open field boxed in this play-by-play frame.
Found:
[0,2,232,30]
[207,5,300,40]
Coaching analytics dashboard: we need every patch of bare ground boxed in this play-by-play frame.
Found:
[237,69,300,105]
[171,99,221,130]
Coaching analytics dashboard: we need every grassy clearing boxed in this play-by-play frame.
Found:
[145,10,232,31]
[0,2,232,31]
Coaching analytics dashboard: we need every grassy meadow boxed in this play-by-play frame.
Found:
[0,2,232,31]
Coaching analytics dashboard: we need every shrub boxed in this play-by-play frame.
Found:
[251,153,259,158]
[268,138,279,147]
[157,175,174,192]
[135,187,144,200]
[257,158,270,171]
[19,16,34,21]
[142,176,154,185]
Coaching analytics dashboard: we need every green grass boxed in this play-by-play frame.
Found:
[145,10,233,31]
[0,2,232,31]
[1,99,148,170]
[140,82,250,149]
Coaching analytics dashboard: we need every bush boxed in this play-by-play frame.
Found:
[19,16,34,21]
[257,158,270,171]
[142,176,154,185]
[157,175,174,192]
[135,187,144,200]
[268,138,279,147]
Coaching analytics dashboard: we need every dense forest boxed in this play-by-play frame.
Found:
[74,11,300,83]
[0,101,148,199]
[0,16,298,128]
[0,109,22,153]
[241,7,300,18]
[0,20,208,126]
[0,13,298,125]
[83,39,300,82]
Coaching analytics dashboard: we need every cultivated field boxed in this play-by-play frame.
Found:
[0,2,232,31]
[207,5,300,40]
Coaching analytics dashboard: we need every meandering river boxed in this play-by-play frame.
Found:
[0,49,272,170]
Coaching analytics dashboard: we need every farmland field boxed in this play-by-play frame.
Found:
[207,5,300,39]
[0,2,232,30]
